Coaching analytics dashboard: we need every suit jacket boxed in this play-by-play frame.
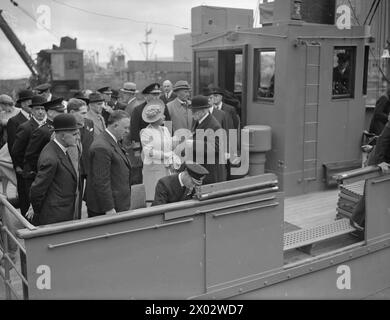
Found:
[152,174,194,206]
[159,91,177,105]
[7,111,29,164]
[371,122,390,165]
[369,95,390,136]
[79,118,94,177]
[86,131,131,213]
[86,110,106,138]
[167,98,193,134]
[211,108,234,132]
[221,102,240,130]
[192,113,227,185]
[124,97,141,117]
[11,118,39,169]
[30,140,79,226]
[23,120,54,177]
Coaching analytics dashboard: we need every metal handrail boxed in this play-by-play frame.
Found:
[0,194,37,230]
[333,165,381,183]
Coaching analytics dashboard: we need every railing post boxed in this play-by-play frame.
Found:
[20,250,28,300]
[0,221,12,300]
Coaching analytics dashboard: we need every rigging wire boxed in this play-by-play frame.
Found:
[50,0,189,30]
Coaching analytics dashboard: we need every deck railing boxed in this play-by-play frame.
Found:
[0,194,36,299]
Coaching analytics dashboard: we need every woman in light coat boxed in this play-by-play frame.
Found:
[140,101,181,202]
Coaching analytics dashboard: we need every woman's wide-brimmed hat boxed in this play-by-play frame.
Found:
[142,101,165,123]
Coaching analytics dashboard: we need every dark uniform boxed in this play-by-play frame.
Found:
[152,163,209,206]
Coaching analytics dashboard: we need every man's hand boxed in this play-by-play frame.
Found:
[25,206,34,221]
[378,162,390,173]
[105,208,117,215]
[15,166,23,174]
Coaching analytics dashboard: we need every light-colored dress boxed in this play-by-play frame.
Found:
[141,125,181,201]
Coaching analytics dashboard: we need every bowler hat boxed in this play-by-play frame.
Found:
[53,114,80,131]
[120,82,138,93]
[185,162,209,181]
[173,80,191,92]
[88,92,105,103]
[142,83,162,95]
[188,95,210,110]
[43,97,65,112]
[97,86,112,94]
[142,101,164,123]
[34,83,51,93]
[30,95,47,107]
[17,89,34,103]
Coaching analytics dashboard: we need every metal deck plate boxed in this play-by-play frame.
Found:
[283,218,356,251]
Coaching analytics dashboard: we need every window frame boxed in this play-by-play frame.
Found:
[253,48,276,103]
[331,46,356,100]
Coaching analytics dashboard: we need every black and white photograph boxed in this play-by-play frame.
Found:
[0,0,389,303]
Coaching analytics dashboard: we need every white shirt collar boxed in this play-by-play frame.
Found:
[105,128,117,143]
[32,115,47,127]
[178,172,185,187]
[198,112,209,125]
[215,102,222,110]
[53,138,67,154]
[20,109,30,120]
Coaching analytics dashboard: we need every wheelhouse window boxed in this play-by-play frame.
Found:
[254,49,275,101]
[199,57,215,95]
[332,47,355,98]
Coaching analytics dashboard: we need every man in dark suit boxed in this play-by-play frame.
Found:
[126,83,171,185]
[23,97,66,182]
[351,122,390,232]
[152,162,209,206]
[160,80,176,105]
[86,110,131,217]
[11,95,47,215]
[29,114,81,226]
[109,89,126,111]
[6,89,33,155]
[209,87,240,130]
[67,98,94,217]
[97,86,114,125]
[187,95,227,185]
[34,83,52,102]
[368,87,390,136]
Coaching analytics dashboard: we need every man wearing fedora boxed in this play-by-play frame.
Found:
[160,80,176,105]
[7,89,34,155]
[167,80,192,134]
[29,114,82,225]
[86,110,131,217]
[23,97,66,183]
[152,162,208,206]
[86,92,107,138]
[127,83,171,185]
[120,82,139,116]
[208,87,240,130]
[187,95,227,185]
[11,95,47,216]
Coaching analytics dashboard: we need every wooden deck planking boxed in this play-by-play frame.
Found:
[284,189,339,229]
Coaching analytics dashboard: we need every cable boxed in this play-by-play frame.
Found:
[368,0,381,26]
[50,0,189,30]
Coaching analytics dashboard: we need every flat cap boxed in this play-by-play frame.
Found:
[97,86,112,94]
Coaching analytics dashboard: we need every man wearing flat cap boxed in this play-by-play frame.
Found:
[23,97,66,184]
[187,95,227,185]
[167,80,193,134]
[152,162,209,206]
[160,80,176,105]
[126,83,171,185]
[29,114,82,225]
[86,92,107,138]
[11,95,47,216]
[34,83,52,102]
[7,89,34,155]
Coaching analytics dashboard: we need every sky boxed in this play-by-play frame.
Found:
[0,0,259,79]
